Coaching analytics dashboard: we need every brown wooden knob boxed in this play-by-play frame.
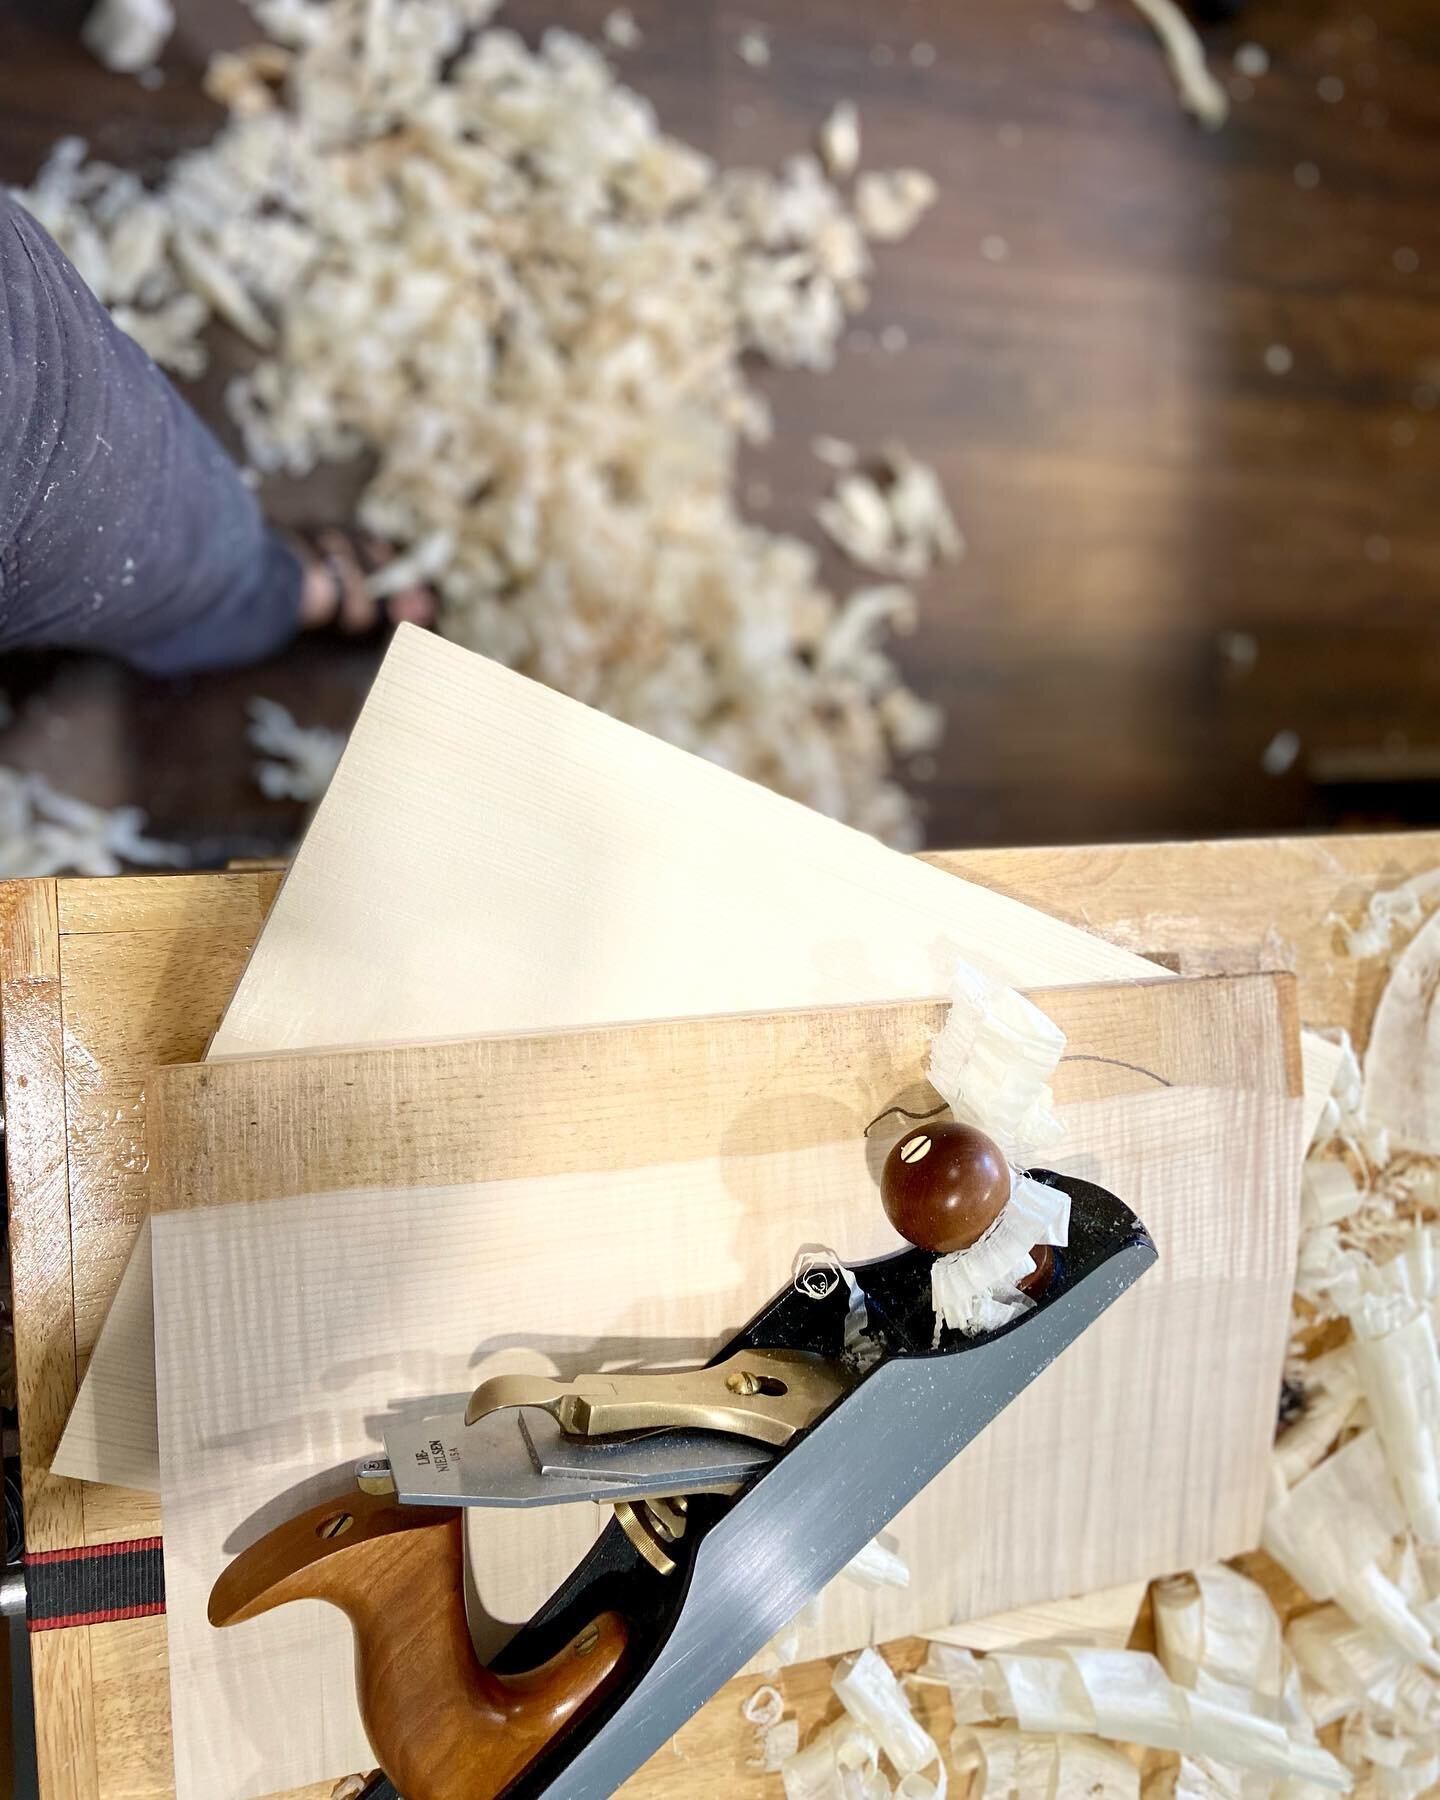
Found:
[210,1488,626,1800]
[881,1121,1011,1254]
[1018,1243,1055,1296]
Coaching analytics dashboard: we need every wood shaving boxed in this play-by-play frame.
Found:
[931,1172,1070,1337]
[913,1645,997,1727]
[1364,908,1440,1156]
[743,1685,800,1771]
[812,434,859,469]
[833,1648,948,1790]
[602,9,641,51]
[1127,0,1229,132]
[247,699,346,802]
[927,960,1065,1163]
[1335,872,1440,962]
[743,1684,786,1728]
[842,1534,911,1592]
[82,0,175,74]
[817,446,963,581]
[0,768,184,877]
[783,1717,890,1800]
[751,1717,802,1772]
[854,170,939,242]
[15,1,948,848]
[819,102,861,180]
[1261,893,1440,1791]
[954,1727,1138,1798]
[982,1646,1347,1785]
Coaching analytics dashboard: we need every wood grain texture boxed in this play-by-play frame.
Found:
[4,835,1436,1800]
[0,882,99,1800]
[149,974,1299,1800]
[935,835,1440,1052]
[63,630,1339,1496]
[53,898,281,1495]
[210,628,1171,1060]
[922,1579,1148,1656]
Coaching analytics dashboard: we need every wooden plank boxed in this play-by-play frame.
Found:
[54,874,283,939]
[923,1579,1148,1654]
[61,631,1341,1496]
[0,881,99,1800]
[206,629,1168,1060]
[149,974,1299,1800]
[53,924,267,1498]
[933,835,1440,1051]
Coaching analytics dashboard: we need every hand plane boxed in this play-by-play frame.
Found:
[210,1161,1155,1800]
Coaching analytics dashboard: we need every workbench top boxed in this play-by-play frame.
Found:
[4,832,1436,1799]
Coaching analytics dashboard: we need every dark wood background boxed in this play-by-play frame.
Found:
[0,0,1437,856]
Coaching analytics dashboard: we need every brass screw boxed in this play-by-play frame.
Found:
[726,1369,760,1396]
[574,1624,601,1657]
[900,1133,933,1163]
[317,1512,354,1541]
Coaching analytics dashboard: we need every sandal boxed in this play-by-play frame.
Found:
[291,527,436,637]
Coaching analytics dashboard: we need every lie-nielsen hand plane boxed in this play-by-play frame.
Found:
[210,1156,1155,1800]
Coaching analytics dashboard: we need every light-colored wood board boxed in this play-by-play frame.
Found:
[63,632,1339,1494]
[53,924,279,1492]
[6,835,1435,1800]
[150,975,1299,1800]
[922,1579,1148,1654]
[212,628,1174,1059]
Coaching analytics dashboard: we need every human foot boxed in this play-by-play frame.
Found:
[295,529,436,634]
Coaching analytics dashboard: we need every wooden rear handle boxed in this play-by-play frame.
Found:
[210,1490,626,1800]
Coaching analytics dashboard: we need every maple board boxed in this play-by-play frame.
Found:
[148,973,1301,1800]
[58,629,1340,1494]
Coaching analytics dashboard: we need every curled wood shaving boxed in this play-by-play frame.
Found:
[743,1684,786,1727]
[983,1646,1348,1786]
[951,1726,1138,1798]
[832,1648,947,1792]
[931,1172,1070,1337]
[1127,0,1229,132]
[927,961,1065,1163]
[782,1716,889,1800]
[913,1645,997,1726]
[1365,908,1440,1156]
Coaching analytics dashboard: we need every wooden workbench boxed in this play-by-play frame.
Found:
[4,832,1437,1800]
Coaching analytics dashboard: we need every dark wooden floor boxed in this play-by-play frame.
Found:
[0,0,1437,856]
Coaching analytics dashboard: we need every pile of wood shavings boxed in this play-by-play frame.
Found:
[20,0,954,846]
